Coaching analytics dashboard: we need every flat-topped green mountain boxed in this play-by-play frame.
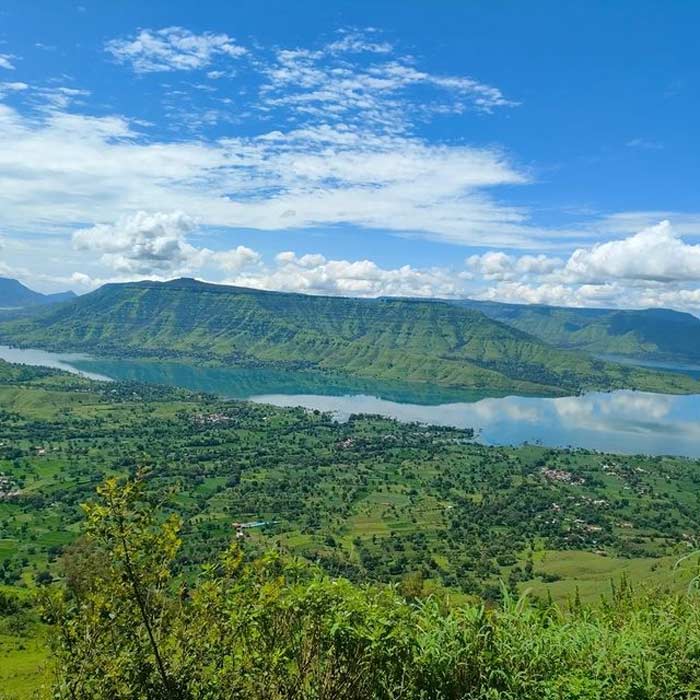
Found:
[0,278,697,395]
[449,299,700,365]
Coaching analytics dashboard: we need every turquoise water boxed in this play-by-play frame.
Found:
[2,345,700,458]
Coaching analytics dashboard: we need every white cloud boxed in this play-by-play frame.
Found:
[71,211,261,277]
[590,211,700,238]
[478,278,700,315]
[326,29,394,55]
[564,220,700,283]
[0,102,541,247]
[470,222,700,314]
[215,245,261,271]
[0,28,533,250]
[632,286,700,311]
[477,281,622,307]
[3,27,699,316]
[105,27,246,73]
[467,251,562,280]
[0,54,15,70]
[14,217,698,315]
[229,251,466,298]
[73,211,203,274]
[0,82,28,94]
[626,138,663,151]
[70,271,100,288]
[259,40,516,133]
[62,240,468,300]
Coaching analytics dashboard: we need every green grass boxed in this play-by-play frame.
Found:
[0,630,48,700]
[453,299,700,364]
[522,550,699,603]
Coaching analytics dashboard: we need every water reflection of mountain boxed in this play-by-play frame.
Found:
[70,359,515,406]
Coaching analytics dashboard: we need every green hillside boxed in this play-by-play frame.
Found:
[0,278,698,395]
[451,299,700,364]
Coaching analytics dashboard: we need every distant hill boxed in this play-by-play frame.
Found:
[0,277,696,396]
[448,299,700,365]
[0,277,76,310]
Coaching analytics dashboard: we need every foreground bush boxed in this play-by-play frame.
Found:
[41,478,700,699]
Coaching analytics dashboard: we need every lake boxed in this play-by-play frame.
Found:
[2,345,700,458]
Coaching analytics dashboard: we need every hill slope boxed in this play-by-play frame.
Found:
[450,299,700,364]
[0,277,76,310]
[0,278,697,395]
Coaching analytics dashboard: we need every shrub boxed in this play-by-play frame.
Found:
[41,478,700,699]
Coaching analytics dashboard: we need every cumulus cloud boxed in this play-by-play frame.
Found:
[105,27,246,73]
[215,245,261,271]
[64,237,468,300]
[477,281,622,307]
[72,211,260,276]
[73,211,203,273]
[473,222,700,314]
[467,251,562,280]
[564,220,700,283]
[228,251,467,298]
[34,217,700,315]
[479,278,700,314]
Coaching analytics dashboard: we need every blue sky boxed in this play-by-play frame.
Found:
[1,0,699,311]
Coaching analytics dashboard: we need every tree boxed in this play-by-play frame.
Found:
[41,476,182,699]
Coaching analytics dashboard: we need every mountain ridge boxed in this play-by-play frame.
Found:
[0,276,77,310]
[0,277,697,396]
[444,298,700,364]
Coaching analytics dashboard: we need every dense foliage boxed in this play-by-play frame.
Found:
[1,278,698,395]
[40,478,700,700]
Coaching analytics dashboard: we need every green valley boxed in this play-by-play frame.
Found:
[1,359,699,601]
[2,358,700,697]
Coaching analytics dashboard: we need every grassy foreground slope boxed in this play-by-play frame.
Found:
[452,299,700,364]
[1,278,698,396]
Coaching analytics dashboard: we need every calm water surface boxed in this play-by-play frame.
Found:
[2,345,700,458]
[0,345,112,381]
